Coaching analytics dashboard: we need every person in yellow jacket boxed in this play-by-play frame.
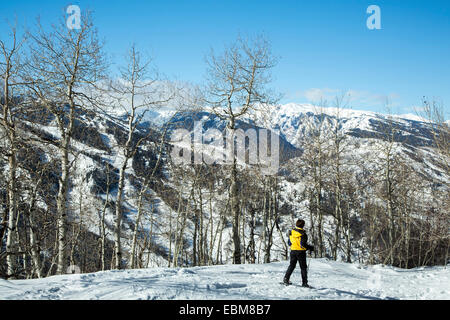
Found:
[283,219,314,287]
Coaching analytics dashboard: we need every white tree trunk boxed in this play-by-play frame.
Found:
[56,141,70,275]
[6,154,17,278]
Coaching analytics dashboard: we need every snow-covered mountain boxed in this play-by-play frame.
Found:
[242,103,435,148]
[244,103,448,184]
[160,103,447,184]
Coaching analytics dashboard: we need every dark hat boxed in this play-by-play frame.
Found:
[296,219,305,228]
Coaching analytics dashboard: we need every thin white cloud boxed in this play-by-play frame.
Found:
[303,88,400,109]
[303,88,340,102]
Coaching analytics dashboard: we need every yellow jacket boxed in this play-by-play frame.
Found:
[288,227,307,251]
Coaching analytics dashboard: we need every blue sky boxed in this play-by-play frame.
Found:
[1,0,449,116]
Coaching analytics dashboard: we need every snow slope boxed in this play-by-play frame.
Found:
[1,259,448,300]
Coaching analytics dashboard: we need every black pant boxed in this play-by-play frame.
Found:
[284,250,308,284]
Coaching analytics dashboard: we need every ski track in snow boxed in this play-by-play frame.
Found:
[0,259,449,300]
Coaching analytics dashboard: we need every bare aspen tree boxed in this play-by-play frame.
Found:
[98,162,112,271]
[204,35,278,264]
[330,99,344,260]
[329,94,352,261]
[0,164,7,249]
[298,102,331,258]
[241,168,264,263]
[129,119,174,269]
[0,24,27,279]
[206,173,219,265]
[419,98,449,173]
[246,205,257,264]
[173,165,188,267]
[418,98,449,267]
[108,44,174,269]
[208,166,228,265]
[376,108,401,265]
[261,176,281,263]
[24,12,105,274]
[22,162,53,278]
[395,161,424,268]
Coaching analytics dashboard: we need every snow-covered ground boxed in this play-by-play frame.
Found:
[1,259,448,300]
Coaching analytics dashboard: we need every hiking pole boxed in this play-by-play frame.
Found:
[307,250,311,273]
